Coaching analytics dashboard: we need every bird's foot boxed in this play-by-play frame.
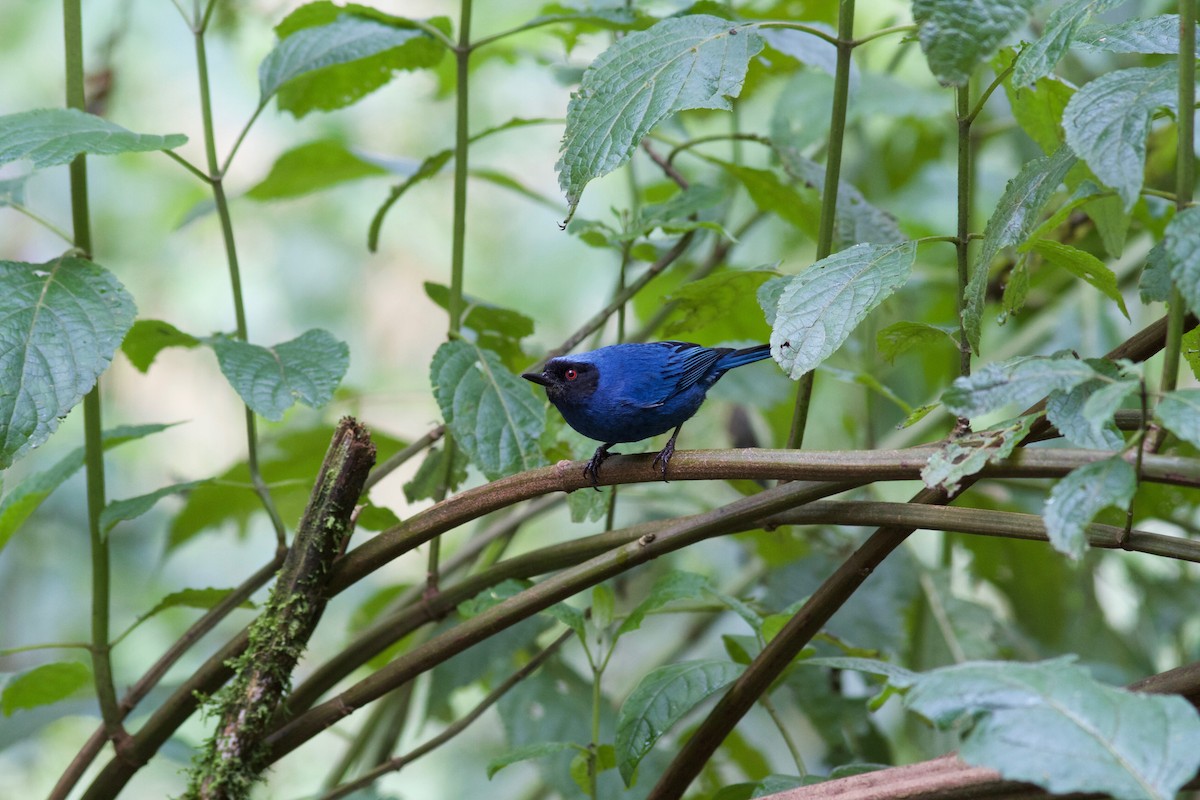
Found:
[651,440,676,481]
[583,444,613,489]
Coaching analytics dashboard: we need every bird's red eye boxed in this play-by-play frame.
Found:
[565,368,578,381]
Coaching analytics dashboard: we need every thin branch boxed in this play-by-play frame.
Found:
[363,425,445,491]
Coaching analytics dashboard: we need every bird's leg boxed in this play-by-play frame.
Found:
[584,443,614,489]
[652,425,683,481]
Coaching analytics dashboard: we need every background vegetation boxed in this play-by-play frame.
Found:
[1,0,1199,798]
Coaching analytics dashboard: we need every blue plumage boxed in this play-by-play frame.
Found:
[522,341,772,483]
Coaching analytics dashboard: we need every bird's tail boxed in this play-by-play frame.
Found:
[717,343,772,370]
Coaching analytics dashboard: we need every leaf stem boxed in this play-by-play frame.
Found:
[63,0,125,747]
[665,132,771,166]
[965,63,1014,126]
[161,148,212,182]
[760,693,807,776]
[748,20,838,46]
[785,0,855,450]
[7,200,75,243]
[851,22,918,47]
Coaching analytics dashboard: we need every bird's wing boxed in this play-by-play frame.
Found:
[650,342,729,403]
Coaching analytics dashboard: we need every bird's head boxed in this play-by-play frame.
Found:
[522,358,599,406]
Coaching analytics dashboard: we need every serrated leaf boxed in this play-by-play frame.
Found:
[2,661,91,715]
[943,354,1101,417]
[1161,206,1200,316]
[1011,0,1123,87]
[557,15,763,218]
[776,147,905,247]
[120,319,200,373]
[0,109,185,169]
[616,660,745,785]
[210,329,349,421]
[921,413,1040,494]
[902,659,1200,800]
[1078,15,1197,55]
[100,480,208,537]
[912,0,1037,86]
[0,258,136,469]
[0,423,172,555]
[1006,72,1075,154]
[1046,360,1127,449]
[724,165,822,239]
[618,571,711,637]
[431,340,546,480]
[1063,64,1177,210]
[876,321,958,363]
[768,242,916,379]
[1156,389,1200,450]
[756,276,789,328]
[1043,455,1136,559]
[567,485,611,522]
[964,146,1076,353]
[487,741,582,779]
[1023,239,1129,319]
[1182,328,1200,381]
[260,11,443,109]
[246,139,387,200]
[662,270,775,340]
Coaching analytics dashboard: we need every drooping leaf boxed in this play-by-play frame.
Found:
[964,146,1076,353]
[724,165,822,239]
[1161,206,1200,316]
[403,445,468,503]
[557,15,763,219]
[570,745,617,794]
[0,258,136,468]
[261,9,447,113]
[943,354,1101,418]
[662,269,775,340]
[618,571,712,637]
[1156,389,1200,450]
[1043,455,1136,559]
[1062,63,1177,210]
[424,282,534,341]
[487,742,583,780]
[210,329,349,422]
[0,423,173,555]
[430,340,546,480]
[1078,15,1197,55]
[900,659,1200,800]
[1011,0,1123,87]
[921,413,1041,494]
[876,321,958,363]
[246,139,388,200]
[120,319,201,373]
[0,109,185,169]
[760,25,841,78]
[767,242,916,379]
[100,480,208,537]
[1023,239,1129,319]
[776,147,906,247]
[2,661,91,715]
[1139,241,1173,304]
[616,660,745,785]
[1045,360,1127,450]
[1006,72,1075,154]
[912,0,1037,86]
[122,588,256,643]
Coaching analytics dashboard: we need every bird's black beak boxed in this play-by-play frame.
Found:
[522,371,551,387]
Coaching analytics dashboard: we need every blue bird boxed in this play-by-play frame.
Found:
[522,341,773,485]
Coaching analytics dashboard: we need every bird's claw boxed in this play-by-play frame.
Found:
[651,439,676,481]
[583,445,612,489]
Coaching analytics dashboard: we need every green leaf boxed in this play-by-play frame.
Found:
[424,282,534,341]
[912,0,1037,86]
[367,149,453,251]
[1139,241,1172,304]
[0,258,137,469]
[768,242,916,380]
[1078,15,1198,55]
[901,659,1200,800]
[2,661,91,715]
[724,165,822,239]
[760,25,840,77]
[1182,328,1200,381]
[617,571,712,637]
[100,480,208,537]
[430,340,546,480]
[1161,206,1200,316]
[0,423,172,555]
[0,109,185,169]
[122,587,256,643]
[1043,455,1136,559]
[246,139,387,200]
[557,15,763,219]
[775,147,906,247]
[261,10,445,112]
[661,269,775,340]
[1011,0,1123,87]
[570,745,617,794]
[1006,72,1075,154]
[1062,63,1177,210]
[120,319,201,373]
[487,742,583,779]
[876,321,958,363]
[943,354,1101,418]
[921,413,1040,494]
[1023,239,1129,319]
[616,660,745,785]
[210,329,349,422]
[965,146,1076,353]
[402,445,468,503]
[1045,360,1127,450]
[797,656,919,684]
[1156,389,1200,450]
